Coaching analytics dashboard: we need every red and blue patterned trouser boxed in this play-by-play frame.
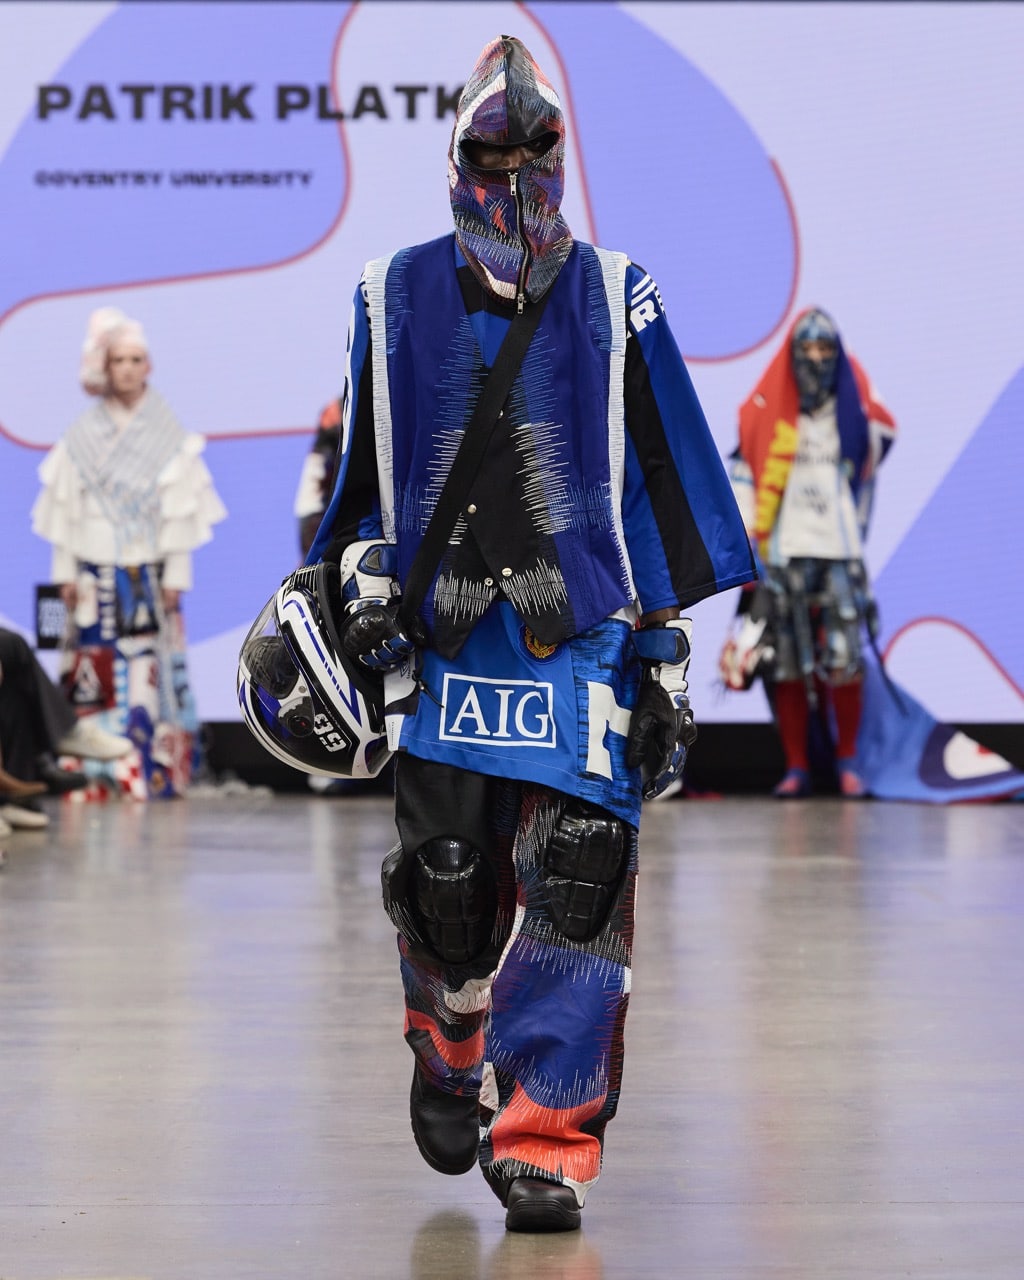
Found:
[391,765,638,1207]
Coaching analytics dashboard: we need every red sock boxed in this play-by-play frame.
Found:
[831,679,863,761]
[774,680,810,773]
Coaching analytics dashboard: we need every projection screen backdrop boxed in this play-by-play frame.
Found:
[0,2,1020,724]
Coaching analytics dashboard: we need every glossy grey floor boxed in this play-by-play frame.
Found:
[1,793,1022,1279]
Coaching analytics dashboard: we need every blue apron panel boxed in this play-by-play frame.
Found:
[396,603,644,826]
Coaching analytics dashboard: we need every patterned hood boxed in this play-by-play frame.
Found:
[448,34,573,303]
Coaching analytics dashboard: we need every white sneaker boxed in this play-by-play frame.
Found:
[0,815,12,838]
[57,719,134,761]
[1,803,50,830]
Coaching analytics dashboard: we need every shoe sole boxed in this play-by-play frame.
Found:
[501,1182,581,1233]
[62,750,132,762]
[505,1198,581,1233]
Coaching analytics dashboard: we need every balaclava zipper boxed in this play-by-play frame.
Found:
[448,34,573,307]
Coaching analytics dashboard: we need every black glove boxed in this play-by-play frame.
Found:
[626,618,697,799]
[337,539,416,673]
[341,602,416,672]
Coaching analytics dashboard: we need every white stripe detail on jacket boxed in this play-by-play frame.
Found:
[594,247,635,601]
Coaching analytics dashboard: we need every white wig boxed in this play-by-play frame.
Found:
[79,306,149,396]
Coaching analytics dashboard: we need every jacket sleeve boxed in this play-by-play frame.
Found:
[304,279,383,566]
[620,264,757,613]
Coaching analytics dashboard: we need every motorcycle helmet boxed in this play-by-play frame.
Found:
[237,562,392,779]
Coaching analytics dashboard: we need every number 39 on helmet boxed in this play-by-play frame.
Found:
[237,562,393,780]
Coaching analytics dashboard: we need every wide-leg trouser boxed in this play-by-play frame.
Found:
[391,754,638,1207]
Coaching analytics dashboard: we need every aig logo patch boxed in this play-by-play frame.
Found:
[440,675,557,747]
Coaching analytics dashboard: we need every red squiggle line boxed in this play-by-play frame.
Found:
[1,3,804,452]
[519,3,801,366]
[518,1,598,244]
[884,615,1024,703]
[0,2,361,450]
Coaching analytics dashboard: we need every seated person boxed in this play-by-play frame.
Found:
[0,626,132,830]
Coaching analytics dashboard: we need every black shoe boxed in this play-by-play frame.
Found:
[36,755,88,796]
[409,1067,480,1175]
[505,1178,582,1233]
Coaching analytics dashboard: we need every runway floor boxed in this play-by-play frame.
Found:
[0,789,1022,1279]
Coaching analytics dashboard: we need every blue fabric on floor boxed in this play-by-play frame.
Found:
[855,656,1024,803]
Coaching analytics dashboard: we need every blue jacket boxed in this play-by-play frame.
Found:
[311,234,755,655]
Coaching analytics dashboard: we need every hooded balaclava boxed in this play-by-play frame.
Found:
[791,307,839,412]
[448,34,573,304]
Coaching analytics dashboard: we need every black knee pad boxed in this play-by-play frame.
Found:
[409,837,497,965]
[542,801,628,942]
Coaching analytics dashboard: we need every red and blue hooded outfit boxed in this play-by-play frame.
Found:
[738,309,896,560]
[733,309,896,795]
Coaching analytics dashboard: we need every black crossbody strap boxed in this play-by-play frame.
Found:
[398,289,552,629]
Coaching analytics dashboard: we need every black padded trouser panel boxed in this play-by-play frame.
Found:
[394,753,492,853]
[388,756,503,966]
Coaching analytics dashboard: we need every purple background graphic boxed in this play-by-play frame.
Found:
[0,2,797,655]
[0,3,353,649]
[535,2,797,359]
[875,364,1024,696]
[0,3,349,321]
[0,2,1019,723]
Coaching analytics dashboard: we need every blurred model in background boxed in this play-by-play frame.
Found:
[294,397,342,561]
[726,307,895,797]
[31,307,227,797]
[722,308,1024,804]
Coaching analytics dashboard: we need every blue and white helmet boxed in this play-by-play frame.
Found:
[237,563,392,780]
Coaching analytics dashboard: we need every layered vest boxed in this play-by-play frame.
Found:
[363,235,637,658]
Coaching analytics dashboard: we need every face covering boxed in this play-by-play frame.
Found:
[448,34,573,304]
[791,307,839,412]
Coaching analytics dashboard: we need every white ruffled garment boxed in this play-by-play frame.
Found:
[32,422,227,592]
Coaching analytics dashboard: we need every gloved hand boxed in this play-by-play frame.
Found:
[718,615,773,692]
[626,617,698,799]
[337,540,417,673]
